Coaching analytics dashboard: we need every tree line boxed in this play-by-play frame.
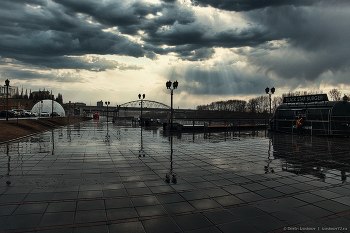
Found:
[196,88,345,114]
[14,88,63,104]
[196,96,281,114]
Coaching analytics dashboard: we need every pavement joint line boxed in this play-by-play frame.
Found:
[138,217,153,221]
[91,221,106,226]
[76,223,93,227]
[336,210,350,217]
[151,215,167,220]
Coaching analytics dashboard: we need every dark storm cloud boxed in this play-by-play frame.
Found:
[239,3,350,83]
[160,0,178,3]
[34,56,143,71]
[0,0,207,70]
[0,0,150,71]
[190,0,319,12]
[0,56,142,83]
[52,0,162,35]
[175,47,215,61]
[181,1,350,95]
[0,0,290,68]
[0,67,86,83]
[0,0,349,91]
[142,23,275,60]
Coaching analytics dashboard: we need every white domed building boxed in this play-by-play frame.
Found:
[31,100,65,117]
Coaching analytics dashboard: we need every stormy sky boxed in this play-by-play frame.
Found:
[1,0,349,108]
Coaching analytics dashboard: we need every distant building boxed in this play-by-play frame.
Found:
[97,100,103,106]
[0,85,18,98]
[74,102,86,107]
[31,90,53,99]
[65,102,86,108]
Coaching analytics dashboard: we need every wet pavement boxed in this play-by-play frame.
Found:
[0,119,350,233]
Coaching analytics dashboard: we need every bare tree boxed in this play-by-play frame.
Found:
[272,96,283,112]
[197,99,247,112]
[328,88,342,101]
[247,98,259,113]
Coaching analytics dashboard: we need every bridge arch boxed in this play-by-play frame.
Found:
[119,100,170,109]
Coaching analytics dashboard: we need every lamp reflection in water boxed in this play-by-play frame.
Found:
[139,126,145,157]
[341,170,347,183]
[6,143,11,186]
[67,125,71,142]
[52,130,55,155]
[264,138,274,174]
[105,121,110,144]
[165,136,177,184]
[272,133,350,182]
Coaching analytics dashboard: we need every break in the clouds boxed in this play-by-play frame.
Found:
[0,0,350,107]
[190,0,320,12]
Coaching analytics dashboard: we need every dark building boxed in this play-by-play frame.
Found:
[73,102,86,107]
[97,100,103,106]
[272,94,350,136]
[30,90,53,100]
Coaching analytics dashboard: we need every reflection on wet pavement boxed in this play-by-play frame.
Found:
[0,119,349,232]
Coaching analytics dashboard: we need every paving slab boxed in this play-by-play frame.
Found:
[0,119,350,232]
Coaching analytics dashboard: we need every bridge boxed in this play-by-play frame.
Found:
[80,100,172,118]
[119,100,170,109]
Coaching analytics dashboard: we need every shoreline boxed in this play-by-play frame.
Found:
[0,117,91,143]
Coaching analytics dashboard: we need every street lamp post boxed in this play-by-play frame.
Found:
[51,90,54,118]
[105,101,110,122]
[265,87,275,117]
[5,79,10,121]
[39,100,43,119]
[138,94,145,126]
[166,80,178,130]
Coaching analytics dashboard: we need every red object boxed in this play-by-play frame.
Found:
[93,113,99,119]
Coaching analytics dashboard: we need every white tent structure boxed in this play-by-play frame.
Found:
[31,99,65,117]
